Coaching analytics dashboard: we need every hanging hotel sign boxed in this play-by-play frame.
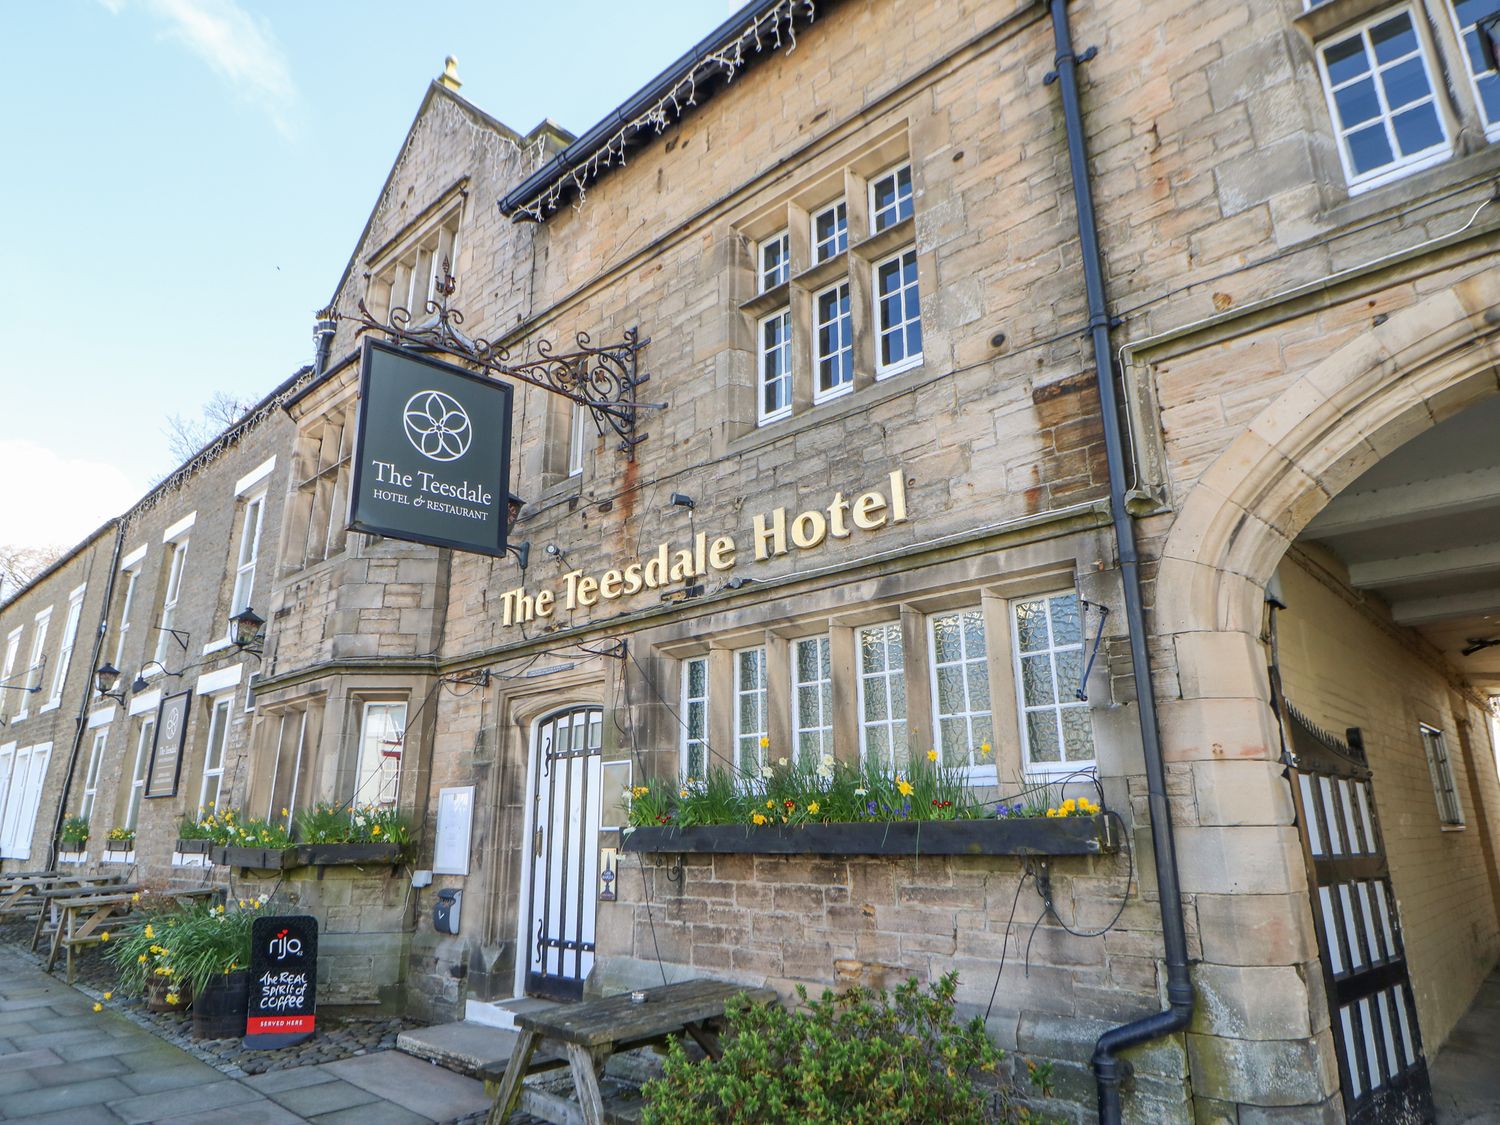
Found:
[498,469,910,627]
[348,338,515,557]
[144,689,192,798]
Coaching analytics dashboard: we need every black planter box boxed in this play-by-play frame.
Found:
[620,815,1117,857]
[210,845,295,870]
[289,842,403,867]
[175,839,213,855]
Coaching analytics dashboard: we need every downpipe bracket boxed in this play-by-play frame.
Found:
[1043,44,1098,85]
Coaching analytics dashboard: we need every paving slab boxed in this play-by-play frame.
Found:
[243,1065,344,1094]
[25,1054,133,1086]
[263,1076,383,1117]
[2,1074,137,1118]
[326,1050,492,1118]
[115,1059,226,1094]
[106,1076,269,1123]
[0,1046,62,1073]
[10,1105,126,1124]
[396,1020,517,1077]
[309,1102,431,1125]
[152,1101,309,1124]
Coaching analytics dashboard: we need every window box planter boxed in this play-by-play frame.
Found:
[174,838,213,855]
[288,842,404,867]
[209,845,296,870]
[620,814,1118,858]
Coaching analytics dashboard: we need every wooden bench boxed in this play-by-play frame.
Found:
[486,979,777,1125]
[30,879,134,951]
[45,893,135,983]
[2,874,119,924]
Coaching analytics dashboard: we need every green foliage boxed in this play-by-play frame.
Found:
[59,816,90,846]
[219,815,292,848]
[107,896,270,998]
[105,826,135,844]
[294,802,410,844]
[642,973,1003,1124]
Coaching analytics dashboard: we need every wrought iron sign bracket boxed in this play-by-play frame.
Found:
[344,261,660,459]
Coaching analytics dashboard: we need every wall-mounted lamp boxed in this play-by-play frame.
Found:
[131,660,184,694]
[95,663,127,704]
[669,493,695,510]
[230,607,266,655]
[507,492,526,533]
[544,542,573,568]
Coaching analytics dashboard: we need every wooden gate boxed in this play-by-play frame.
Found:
[1275,684,1434,1123]
[524,706,603,1001]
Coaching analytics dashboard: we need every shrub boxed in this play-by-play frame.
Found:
[107,895,271,998]
[59,816,90,847]
[642,973,1003,1124]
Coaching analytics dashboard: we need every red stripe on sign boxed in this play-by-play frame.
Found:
[247,1015,316,1034]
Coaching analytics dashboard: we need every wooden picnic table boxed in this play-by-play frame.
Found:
[31,881,139,951]
[41,884,223,983]
[1,873,123,922]
[486,979,777,1125]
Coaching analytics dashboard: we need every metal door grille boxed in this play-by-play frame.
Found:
[1275,683,1434,1124]
[525,706,603,1001]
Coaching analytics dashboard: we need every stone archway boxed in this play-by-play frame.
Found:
[1142,272,1500,1117]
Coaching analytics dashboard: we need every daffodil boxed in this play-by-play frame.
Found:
[103,991,112,1000]
[980,741,993,756]
[896,778,914,798]
[99,931,109,942]
[926,749,939,763]
[93,1002,102,1013]
[751,813,768,826]
[165,993,179,1005]
[758,736,769,749]
[807,801,820,816]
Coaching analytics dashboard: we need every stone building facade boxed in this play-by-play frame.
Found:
[5,0,1500,1120]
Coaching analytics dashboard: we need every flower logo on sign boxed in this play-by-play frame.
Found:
[403,390,472,462]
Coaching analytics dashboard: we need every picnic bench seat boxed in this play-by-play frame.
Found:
[486,978,777,1125]
[41,883,224,983]
[1,873,122,923]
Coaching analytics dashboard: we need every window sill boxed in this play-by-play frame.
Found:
[621,814,1118,857]
[1315,141,1500,230]
[38,701,59,714]
[852,215,916,263]
[792,251,849,293]
[202,637,234,657]
[876,354,924,380]
[729,362,926,453]
[739,280,791,318]
[1345,146,1453,197]
[1440,823,1468,833]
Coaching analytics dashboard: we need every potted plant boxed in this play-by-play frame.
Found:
[102,826,134,861]
[289,803,409,866]
[206,812,294,870]
[58,816,89,861]
[107,896,270,1037]
[175,813,215,856]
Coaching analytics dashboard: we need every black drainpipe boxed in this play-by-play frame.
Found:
[1042,1,1195,1119]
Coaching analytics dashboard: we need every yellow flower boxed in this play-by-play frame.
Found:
[980,742,992,756]
[165,993,179,1005]
[751,813,768,826]
[896,778,914,798]
[93,1002,102,1013]
[766,800,775,809]
[131,893,140,903]
[138,954,148,964]
[1046,808,1058,818]
[100,932,109,942]
[807,801,820,815]
[144,925,154,939]
[680,789,690,799]
[281,808,289,816]
[372,825,382,836]
[758,736,769,749]
[103,991,112,1000]
[926,749,939,763]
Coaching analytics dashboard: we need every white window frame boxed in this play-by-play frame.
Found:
[79,727,108,825]
[0,629,20,723]
[113,565,140,672]
[1314,7,1452,193]
[873,247,923,378]
[1444,0,1500,140]
[734,646,768,773]
[928,608,995,778]
[568,402,588,478]
[125,717,154,830]
[356,700,406,808]
[0,742,51,860]
[228,492,266,625]
[856,622,908,770]
[47,584,86,710]
[757,308,793,425]
[197,695,234,813]
[758,229,790,291]
[680,656,709,779]
[869,162,914,232]
[812,279,854,403]
[1420,723,1465,826]
[154,538,190,666]
[18,609,50,721]
[1011,591,1096,773]
[811,198,848,262]
[791,635,833,766]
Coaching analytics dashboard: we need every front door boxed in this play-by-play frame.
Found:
[524,706,604,1000]
[1274,680,1434,1123]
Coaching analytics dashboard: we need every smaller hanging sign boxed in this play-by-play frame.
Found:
[144,690,192,798]
[245,915,319,1049]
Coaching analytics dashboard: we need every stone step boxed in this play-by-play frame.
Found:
[396,1020,519,1078]
[465,994,560,1030]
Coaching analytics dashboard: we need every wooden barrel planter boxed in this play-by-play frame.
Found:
[192,970,249,1038]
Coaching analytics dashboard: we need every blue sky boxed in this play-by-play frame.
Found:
[0,0,732,550]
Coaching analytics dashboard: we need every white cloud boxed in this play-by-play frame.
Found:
[103,0,299,136]
[0,441,141,554]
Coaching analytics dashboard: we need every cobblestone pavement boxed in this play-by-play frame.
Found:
[0,943,494,1123]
